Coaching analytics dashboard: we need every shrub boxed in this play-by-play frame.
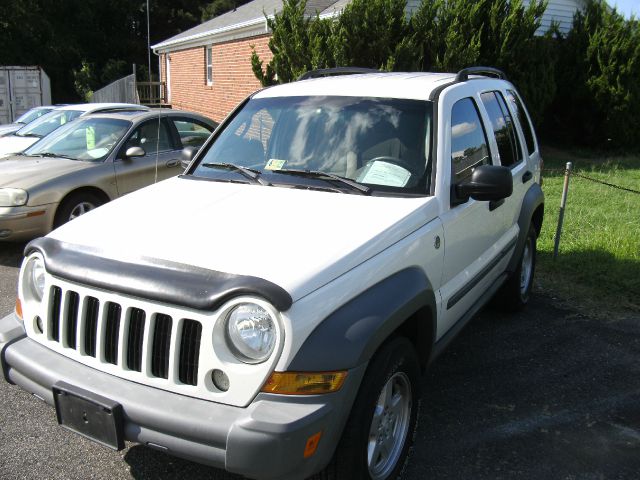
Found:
[330,0,410,70]
[547,0,640,150]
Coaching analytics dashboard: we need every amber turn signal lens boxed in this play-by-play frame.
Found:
[304,431,322,458]
[15,298,23,320]
[261,371,347,395]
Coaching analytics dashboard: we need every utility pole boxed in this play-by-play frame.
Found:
[147,0,152,82]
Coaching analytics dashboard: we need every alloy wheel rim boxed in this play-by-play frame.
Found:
[520,237,533,296]
[367,372,412,480]
[69,201,96,220]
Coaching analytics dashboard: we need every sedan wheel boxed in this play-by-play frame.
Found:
[68,201,97,221]
[54,192,105,229]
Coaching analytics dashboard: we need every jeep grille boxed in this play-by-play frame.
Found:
[47,285,202,386]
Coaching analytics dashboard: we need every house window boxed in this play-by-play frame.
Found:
[205,46,213,85]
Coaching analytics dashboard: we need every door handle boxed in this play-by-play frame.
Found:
[489,199,505,211]
[166,159,179,168]
[522,171,533,183]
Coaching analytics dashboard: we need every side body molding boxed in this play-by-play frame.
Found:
[507,183,544,273]
[25,237,293,312]
[287,268,436,371]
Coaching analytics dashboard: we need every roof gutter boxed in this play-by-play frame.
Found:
[152,15,273,53]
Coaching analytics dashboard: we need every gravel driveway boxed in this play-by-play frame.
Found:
[1,241,639,479]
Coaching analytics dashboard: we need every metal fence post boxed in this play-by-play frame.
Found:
[553,162,573,260]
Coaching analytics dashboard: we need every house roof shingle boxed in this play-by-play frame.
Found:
[153,0,340,50]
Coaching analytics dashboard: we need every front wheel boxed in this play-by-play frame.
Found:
[54,192,104,228]
[316,337,420,480]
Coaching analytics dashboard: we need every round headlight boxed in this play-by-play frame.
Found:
[25,256,46,302]
[225,303,277,363]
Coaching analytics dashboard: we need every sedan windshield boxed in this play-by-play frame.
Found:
[15,109,83,138]
[191,96,432,194]
[15,107,54,125]
[25,117,131,162]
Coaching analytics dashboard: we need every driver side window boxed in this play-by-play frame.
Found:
[125,119,172,156]
[450,97,490,186]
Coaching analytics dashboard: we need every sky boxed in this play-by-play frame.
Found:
[610,0,640,18]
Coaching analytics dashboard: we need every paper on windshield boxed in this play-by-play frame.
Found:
[357,160,411,187]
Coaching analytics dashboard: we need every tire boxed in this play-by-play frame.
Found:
[315,337,420,480]
[496,223,537,311]
[54,192,104,228]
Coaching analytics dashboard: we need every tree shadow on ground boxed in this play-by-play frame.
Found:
[124,444,243,479]
[0,242,25,268]
[538,248,640,300]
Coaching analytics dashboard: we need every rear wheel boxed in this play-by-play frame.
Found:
[316,337,420,480]
[496,223,537,311]
[54,192,104,228]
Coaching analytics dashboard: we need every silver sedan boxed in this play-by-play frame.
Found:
[0,109,217,241]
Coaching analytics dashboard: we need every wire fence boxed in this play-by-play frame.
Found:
[543,167,640,195]
[545,162,640,260]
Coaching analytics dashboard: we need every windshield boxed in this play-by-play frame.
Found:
[25,117,131,162]
[15,109,83,138]
[15,107,54,125]
[191,96,432,194]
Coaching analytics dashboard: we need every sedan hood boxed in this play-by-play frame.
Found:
[0,124,21,137]
[0,156,93,192]
[50,176,437,301]
[0,135,38,155]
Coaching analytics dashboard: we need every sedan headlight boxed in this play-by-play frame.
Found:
[0,188,28,207]
[23,256,46,302]
[225,303,277,363]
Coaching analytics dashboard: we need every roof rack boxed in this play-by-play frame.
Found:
[455,66,507,82]
[297,67,380,81]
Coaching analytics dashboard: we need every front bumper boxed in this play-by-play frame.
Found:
[0,204,55,241]
[0,312,365,480]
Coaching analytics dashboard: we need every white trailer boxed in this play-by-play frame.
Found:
[0,66,52,124]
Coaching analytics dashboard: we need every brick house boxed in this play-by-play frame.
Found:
[151,0,585,123]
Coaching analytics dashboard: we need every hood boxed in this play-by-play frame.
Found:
[0,156,93,192]
[0,135,39,155]
[50,176,438,302]
[0,124,20,137]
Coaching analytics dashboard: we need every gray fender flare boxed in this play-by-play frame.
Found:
[508,182,544,272]
[287,268,436,371]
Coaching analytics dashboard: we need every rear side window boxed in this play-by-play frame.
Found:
[173,118,215,148]
[480,91,522,168]
[450,97,490,184]
[507,90,536,155]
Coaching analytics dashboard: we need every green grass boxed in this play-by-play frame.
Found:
[536,146,640,314]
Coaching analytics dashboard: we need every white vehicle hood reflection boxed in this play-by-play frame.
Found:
[49,176,438,301]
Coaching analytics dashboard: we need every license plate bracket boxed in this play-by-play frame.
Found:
[53,381,124,450]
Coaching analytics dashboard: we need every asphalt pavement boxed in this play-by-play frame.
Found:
[1,241,639,479]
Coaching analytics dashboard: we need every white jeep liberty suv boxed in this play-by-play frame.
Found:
[1,67,543,480]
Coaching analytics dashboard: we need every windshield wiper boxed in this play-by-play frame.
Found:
[272,169,371,195]
[200,162,271,185]
[36,152,77,161]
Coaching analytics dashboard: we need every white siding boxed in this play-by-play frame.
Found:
[524,0,584,34]
[405,1,581,33]
[406,0,421,16]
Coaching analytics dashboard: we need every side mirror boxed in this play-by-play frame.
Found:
[456,164,513,202]
[181,146,199,169]
[124,146,146,158]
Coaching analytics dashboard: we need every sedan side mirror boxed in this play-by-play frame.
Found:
[456,164,513,202]
[124,146,146,158]
[181,146,199,170]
